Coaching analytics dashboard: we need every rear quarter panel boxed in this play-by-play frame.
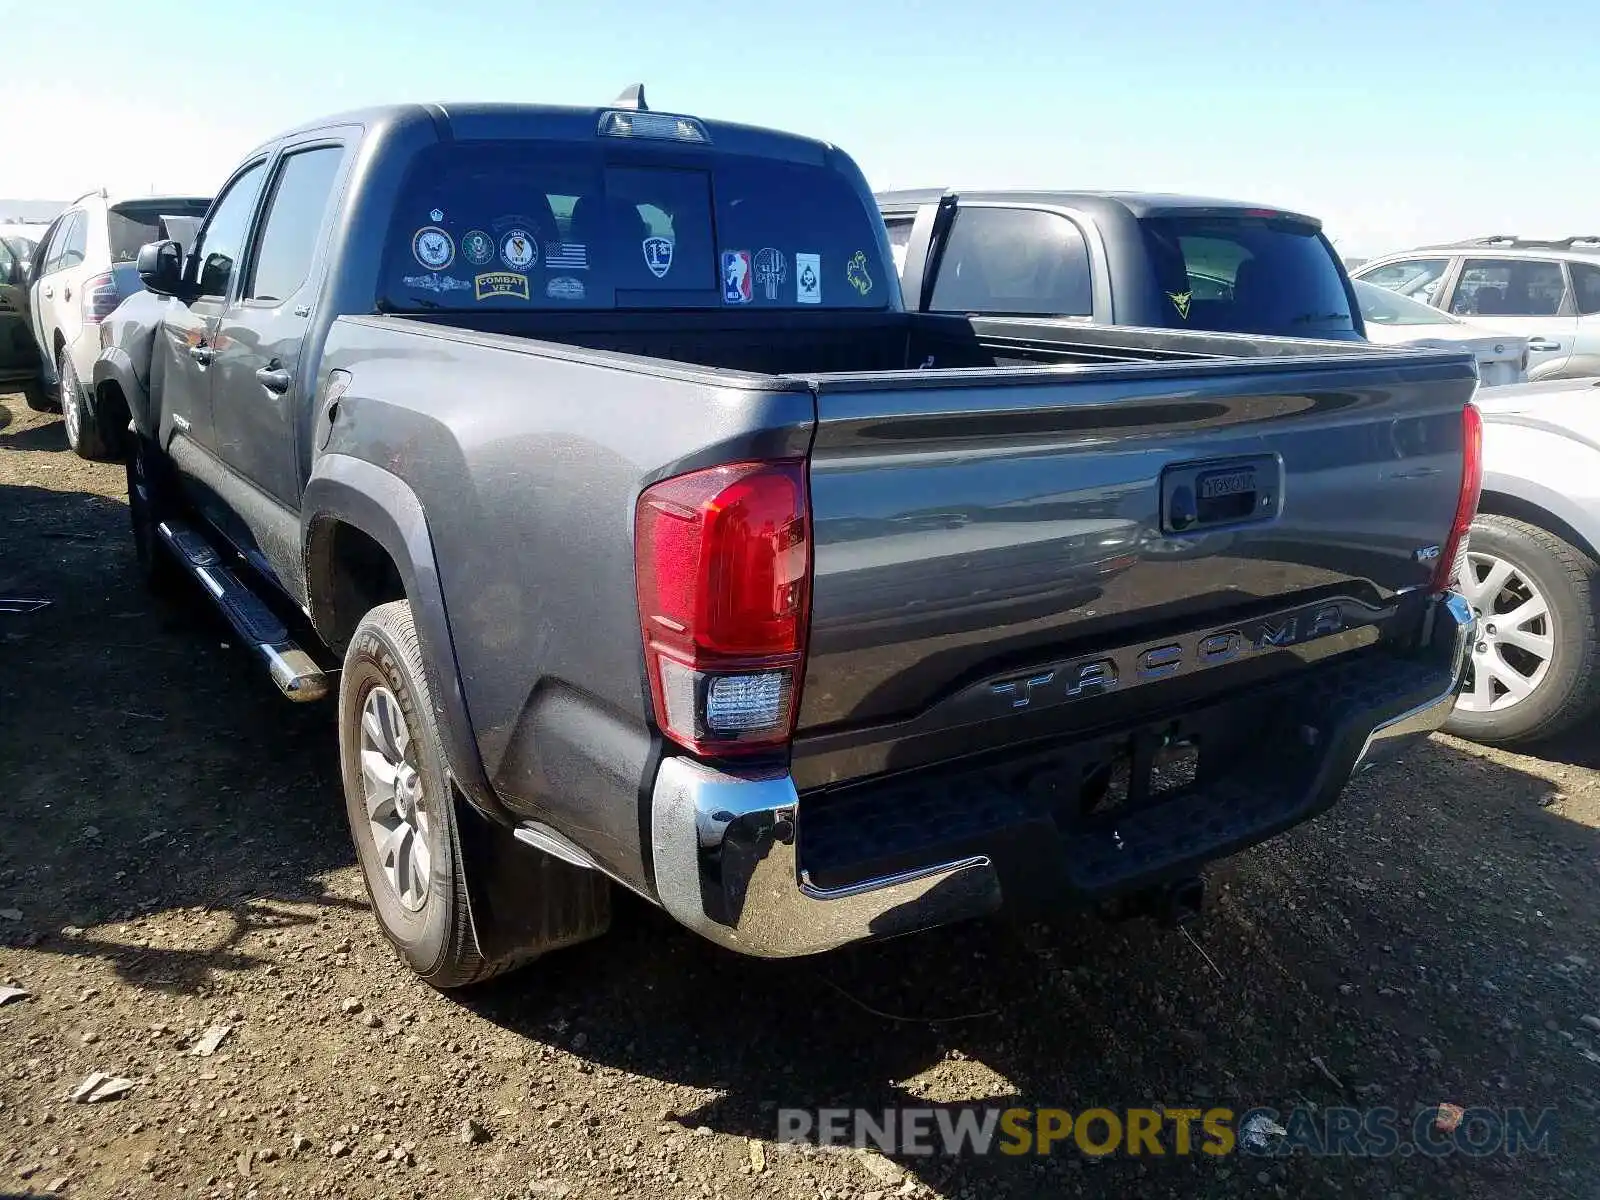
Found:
[316,316,816,887]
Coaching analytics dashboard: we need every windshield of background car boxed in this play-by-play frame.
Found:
[1354,280,1457,326]
[380,139,890,310]
[1139,215,1356,336]
[108,200,212,263]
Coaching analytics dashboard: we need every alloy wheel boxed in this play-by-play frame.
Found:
[358,685,433,912]
[1456,550,1556,712]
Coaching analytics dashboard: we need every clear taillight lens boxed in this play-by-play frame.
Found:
[634,461,810,756]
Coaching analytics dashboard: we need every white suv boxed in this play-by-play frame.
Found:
[26,190,210,457]
[1352,236,1600,382]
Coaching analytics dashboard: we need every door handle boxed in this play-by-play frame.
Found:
[188,345,214,366]
[1528,338,1563,352]
[63,286,72,302]
[255,366,292,394]
[42,286,53,299]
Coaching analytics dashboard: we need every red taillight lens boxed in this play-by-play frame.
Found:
[1434,402,1483,593]
[635,460,810,756]
[82,272,119,325]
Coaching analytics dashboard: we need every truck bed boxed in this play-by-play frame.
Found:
[396,307,1410,376]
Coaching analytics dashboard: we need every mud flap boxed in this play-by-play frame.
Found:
[450,783,612,968]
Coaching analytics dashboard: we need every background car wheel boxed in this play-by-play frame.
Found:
[1444,514,1600,746]
[22,374,57,413]
[58,352,119,460]
[125,436,184,598]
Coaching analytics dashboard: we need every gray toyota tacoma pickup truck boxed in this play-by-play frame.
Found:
[94,93,1480,988]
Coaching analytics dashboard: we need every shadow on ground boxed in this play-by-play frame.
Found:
[0,479,360,996]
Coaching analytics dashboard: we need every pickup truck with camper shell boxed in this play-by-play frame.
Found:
[878,188,1367,342]
[94,91,1481,987]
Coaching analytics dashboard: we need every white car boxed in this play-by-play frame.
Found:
[26,190,210,458]
[1447,377,1600,745]
[1355,280,1527,386]
[1353,237,1600,381]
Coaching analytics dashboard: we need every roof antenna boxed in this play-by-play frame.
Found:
[613,84,647,111]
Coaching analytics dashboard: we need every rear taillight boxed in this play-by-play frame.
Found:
[1435,402,1483,593]
[634,460,810,756]
[82,272,119,325]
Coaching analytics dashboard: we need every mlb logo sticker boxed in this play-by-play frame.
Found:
[643,236,673,278]
[722,250,752,304]
[795,253,821,305]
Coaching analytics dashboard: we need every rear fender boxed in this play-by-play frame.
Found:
[304,453,562,961]
[302,452,502,818]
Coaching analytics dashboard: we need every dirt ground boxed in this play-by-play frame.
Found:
[2,390,1597,1200]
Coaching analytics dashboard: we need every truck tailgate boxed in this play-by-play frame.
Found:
[792,353,1477,788]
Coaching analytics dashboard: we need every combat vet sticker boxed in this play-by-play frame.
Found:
[500,230,538,271]
[1168,290,1193,320]
[474,272,530,302]
[546,276,586,301]
[754,248,786,301]
[722,250,752,304]
[795,253,821,304]
[461,230,494,267]
[412,226,455,271]
[846,250,873,296]
[643,236,673,278]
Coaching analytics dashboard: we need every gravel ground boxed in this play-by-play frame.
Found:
[2,390,1598,1200]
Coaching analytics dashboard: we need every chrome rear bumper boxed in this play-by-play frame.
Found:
[650,591,1473,958]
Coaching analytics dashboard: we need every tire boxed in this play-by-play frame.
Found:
[22,374,56,413]
[125,436,185,598]
[1444,513,1600,746]
[339,601,610,988]
[59,351,119,460]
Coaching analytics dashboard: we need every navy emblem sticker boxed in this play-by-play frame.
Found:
[412,226,455,271]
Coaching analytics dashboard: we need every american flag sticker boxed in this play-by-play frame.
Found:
[545,243,588,270]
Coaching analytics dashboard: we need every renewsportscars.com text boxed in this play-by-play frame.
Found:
[777,1106,1556,1159]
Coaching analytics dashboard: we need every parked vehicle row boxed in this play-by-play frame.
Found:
[879,189,1528,385]
[85,93,1479,987]
[1354,235,1600,381]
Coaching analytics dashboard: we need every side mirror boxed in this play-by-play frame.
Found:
[136,239,185,297]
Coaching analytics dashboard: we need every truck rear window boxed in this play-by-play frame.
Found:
[381,140,890,311]
[1139,216,1356,337]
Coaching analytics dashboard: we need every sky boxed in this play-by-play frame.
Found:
[1,0,1594,257]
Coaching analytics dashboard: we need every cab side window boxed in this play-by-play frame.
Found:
[191,161,268,299]
[247,147,344,304]
[930,207,1093,317]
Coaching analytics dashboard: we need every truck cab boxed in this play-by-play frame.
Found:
[880,188,1366,341]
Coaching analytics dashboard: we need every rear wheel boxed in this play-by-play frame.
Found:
[339,601,611,987]
[1444,514,1600,746]
[59,352,118,460]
